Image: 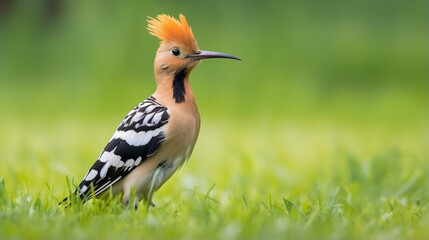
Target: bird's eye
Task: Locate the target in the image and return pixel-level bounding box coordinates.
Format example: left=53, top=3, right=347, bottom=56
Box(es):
left=171, top=48, right=181, bottom=56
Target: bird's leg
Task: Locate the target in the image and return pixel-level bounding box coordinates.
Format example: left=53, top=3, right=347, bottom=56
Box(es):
left=143, top=194, right=156, bottom=212
left=133, top=196, right=139, bottom=210
left=146, top=199, right=156, bottom=212
left=123, top=185, right=141, bottom=210
left=146, top=166, right=163, bottom=211
left=134, top=203, right=138, bottom=210
left=149, top=197, right=156, bottom=208
left=124, top=196, right=140, bottom=210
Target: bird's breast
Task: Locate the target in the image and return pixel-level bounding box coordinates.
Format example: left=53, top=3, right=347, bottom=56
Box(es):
left=165, top=103, right=200, bottom=158
left=147, top=104, right=200, bottom=188
left=152, top=82, right=200, bottom=173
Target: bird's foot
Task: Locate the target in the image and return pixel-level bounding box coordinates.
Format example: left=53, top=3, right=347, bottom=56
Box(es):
left=145, top=200, right=156, bottom=212
left=124, top=199, right=140, bottom=210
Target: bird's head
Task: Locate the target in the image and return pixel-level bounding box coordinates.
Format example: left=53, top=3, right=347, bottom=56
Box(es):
left=147, top=14, right=240, bottom=80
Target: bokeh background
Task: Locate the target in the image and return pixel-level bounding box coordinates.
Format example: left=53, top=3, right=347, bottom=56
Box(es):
left=0, top=0, right=427, bottom=236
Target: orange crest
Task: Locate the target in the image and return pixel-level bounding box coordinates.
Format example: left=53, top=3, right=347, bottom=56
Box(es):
left=147, top=14, right=198, bottom=51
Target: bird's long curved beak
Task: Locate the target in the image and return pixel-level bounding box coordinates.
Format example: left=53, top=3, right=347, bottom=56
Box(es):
left=187, top=50, right=241, bottom=61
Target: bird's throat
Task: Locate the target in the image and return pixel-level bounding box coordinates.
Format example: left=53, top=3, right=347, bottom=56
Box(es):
left=172, top=68, right=187, bottom=103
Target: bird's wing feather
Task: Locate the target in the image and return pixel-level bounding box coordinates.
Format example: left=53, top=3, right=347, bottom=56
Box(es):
left=75, top=96, right=169, bottom=200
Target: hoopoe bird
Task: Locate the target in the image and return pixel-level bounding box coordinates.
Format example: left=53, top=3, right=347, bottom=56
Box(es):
left=61, top=14, right=240, bottom=209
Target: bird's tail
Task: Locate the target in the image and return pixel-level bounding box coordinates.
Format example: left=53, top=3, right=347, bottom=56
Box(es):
left=59, top=189, right=94, bottom=208
left=59, top=193, right=74, bottom=208
left=58, top=176, right=89, bottom=208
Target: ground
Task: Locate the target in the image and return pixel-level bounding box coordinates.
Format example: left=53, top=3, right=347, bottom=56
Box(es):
left=0, top=0, right=427, bottom=239
left=0, top=118, right=427, bottom=239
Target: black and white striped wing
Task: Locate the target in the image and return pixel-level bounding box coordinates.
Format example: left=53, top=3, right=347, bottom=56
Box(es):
left=76, top=96, right=169, bottom=199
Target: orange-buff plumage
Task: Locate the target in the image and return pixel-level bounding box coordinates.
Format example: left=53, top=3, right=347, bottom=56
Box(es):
left=147, top=14, right=198, bottom=51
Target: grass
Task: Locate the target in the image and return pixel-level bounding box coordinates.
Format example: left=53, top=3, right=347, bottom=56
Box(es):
left=0, top=118, right=427, bottom=239
left=0, top=0, right=428, bottom=238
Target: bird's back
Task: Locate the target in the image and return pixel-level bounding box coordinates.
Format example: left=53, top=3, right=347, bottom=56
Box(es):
left=63, top=96, right=170, bottom=204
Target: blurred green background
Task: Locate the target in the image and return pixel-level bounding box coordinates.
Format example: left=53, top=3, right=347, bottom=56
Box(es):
left=0, top=0, right=427, bottom=210
left=0, top=0, right=428, bottom=239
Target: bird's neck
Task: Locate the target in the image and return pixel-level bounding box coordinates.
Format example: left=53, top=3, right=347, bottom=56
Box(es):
left=153, top=68, right=196, bottom=107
